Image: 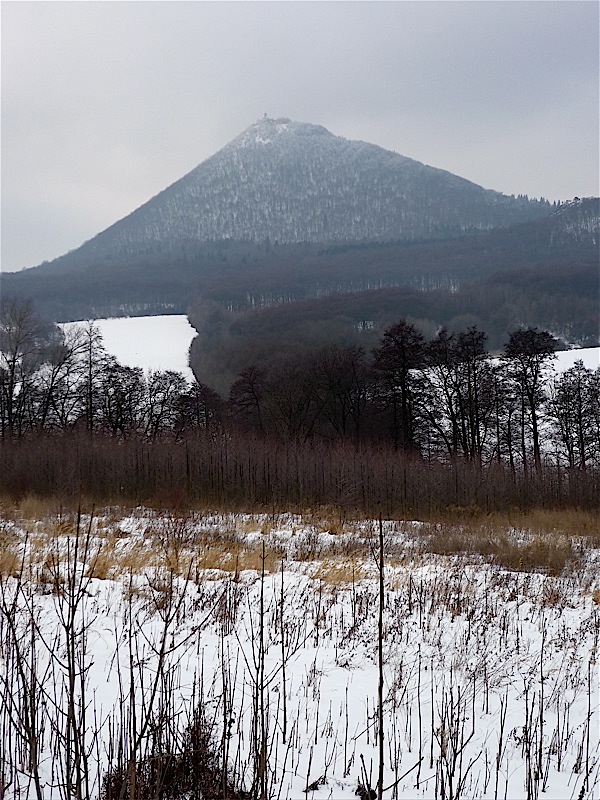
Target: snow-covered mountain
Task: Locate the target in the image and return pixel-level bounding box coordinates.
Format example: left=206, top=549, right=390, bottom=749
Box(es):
left=51, top=117, right=551, bottom=262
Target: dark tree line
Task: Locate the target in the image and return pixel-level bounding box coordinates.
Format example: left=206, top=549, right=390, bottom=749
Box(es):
left=187, top=254, right=599, bottom=393
left=2, top=300, right=599, bottom=481
left=228, top=321, right=599, bottom=473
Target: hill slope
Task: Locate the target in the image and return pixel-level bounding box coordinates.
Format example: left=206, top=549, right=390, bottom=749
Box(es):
left=3, top=196, right=596, bottom=328
left=73, top=117, right=550, bottom=256
left=8, top=117, right=552, bottom=280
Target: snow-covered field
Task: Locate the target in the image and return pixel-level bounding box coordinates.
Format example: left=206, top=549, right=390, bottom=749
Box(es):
left=64, top=314, right=599, bottom=384
left=62, top=315, right=197, bottom=380
left=26, top=316, right=597, bottom=798
left=1, top=509, right=598, bottom=799
left=552, top=347, right=599, bottom=373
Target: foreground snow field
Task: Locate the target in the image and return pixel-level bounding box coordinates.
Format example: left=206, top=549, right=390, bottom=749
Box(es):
left=1, top=509, right=598, bottom=799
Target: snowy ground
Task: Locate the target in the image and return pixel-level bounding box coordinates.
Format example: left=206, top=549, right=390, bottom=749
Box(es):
left=552, top=347, right=599, bottom=373
left=40, top=317, right=599, bottom=797
left=1, top=510, right=598, bottom=799
left=62, top=315, right=197, bottom=380
left=63, top=314, right=599, bottom=385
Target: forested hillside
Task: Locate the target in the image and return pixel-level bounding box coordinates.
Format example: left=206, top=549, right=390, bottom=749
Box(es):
left=3, top=200, right=597, bottom=341
left=3, top=116, right=561, bottom=322
left=8, top=117, right=551, bottom=272
left=188, top=255, right=598, bottom=393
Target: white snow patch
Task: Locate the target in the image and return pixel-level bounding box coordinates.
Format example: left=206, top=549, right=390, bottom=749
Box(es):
left=62, top=314, right=197, bottom=380
left=552, top=346, right=599, bottom=372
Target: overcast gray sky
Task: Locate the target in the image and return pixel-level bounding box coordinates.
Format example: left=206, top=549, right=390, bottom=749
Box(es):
left=2, top=1, right=598, bottom=272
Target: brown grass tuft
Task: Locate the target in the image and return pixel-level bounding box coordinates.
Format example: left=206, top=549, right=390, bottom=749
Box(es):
left=194, top=540, right=282, bottom=576
left=115, top=544, right=161, bottom=574
left=84, top=539, right=118, bottom=580
left=312, top=561, right=369, bottom=586
left=494, top=536, right=575, bottom=576
left=0, top=533, right=21, bottom=578
left=423, top=522, right=577, bottom=576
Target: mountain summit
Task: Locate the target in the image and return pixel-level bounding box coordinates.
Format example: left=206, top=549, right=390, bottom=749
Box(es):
left=67, top=117, right=549, bottom=261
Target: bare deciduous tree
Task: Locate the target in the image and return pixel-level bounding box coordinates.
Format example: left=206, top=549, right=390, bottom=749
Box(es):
left=504, top=327, right=557, bottom=470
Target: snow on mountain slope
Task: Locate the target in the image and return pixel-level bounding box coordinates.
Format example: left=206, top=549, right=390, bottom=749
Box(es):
left=54, top=117, right=551, bottom=263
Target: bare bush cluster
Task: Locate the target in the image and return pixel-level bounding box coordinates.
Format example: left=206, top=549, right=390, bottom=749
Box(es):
left=2, top=430, right=599, bottom=518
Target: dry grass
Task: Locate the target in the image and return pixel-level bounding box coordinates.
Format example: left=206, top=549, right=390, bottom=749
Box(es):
left=103, top=542, right=162, bottom=576
left=0, top=493, right=154, bottom=528
left=386, top=553, right=419, bottom=572
left=497, top=536, right=575, bottom=576
left=193, top=540, right=284, bottom=576
left=84, top=539, right=121, bottom=580
left=429, top=507, right=600, bottom=539
left=511, top=508, right=600, bottom=538
left=0, top=493, right=65, bottom=522
left=1, top=504, right=598, bottom=585
left=422, top=523, right=577, bottom=576
left=0, top=493, right=101, bottom=523
left=48, top=518, right=80, bottom=538
left=0, top=533, right=21, bottom=578
left=312, top=561, right=369, bottom=586
left=298, top=505, right=346, bottom=533
left=314, top=518, right=346, bottom=536
left=417, top=506, right=600, bottom=576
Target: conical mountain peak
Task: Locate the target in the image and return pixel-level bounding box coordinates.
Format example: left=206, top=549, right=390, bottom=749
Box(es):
left=36, top=119, right=553, bottom=264
left=231, top=117, right=332, bottom=146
